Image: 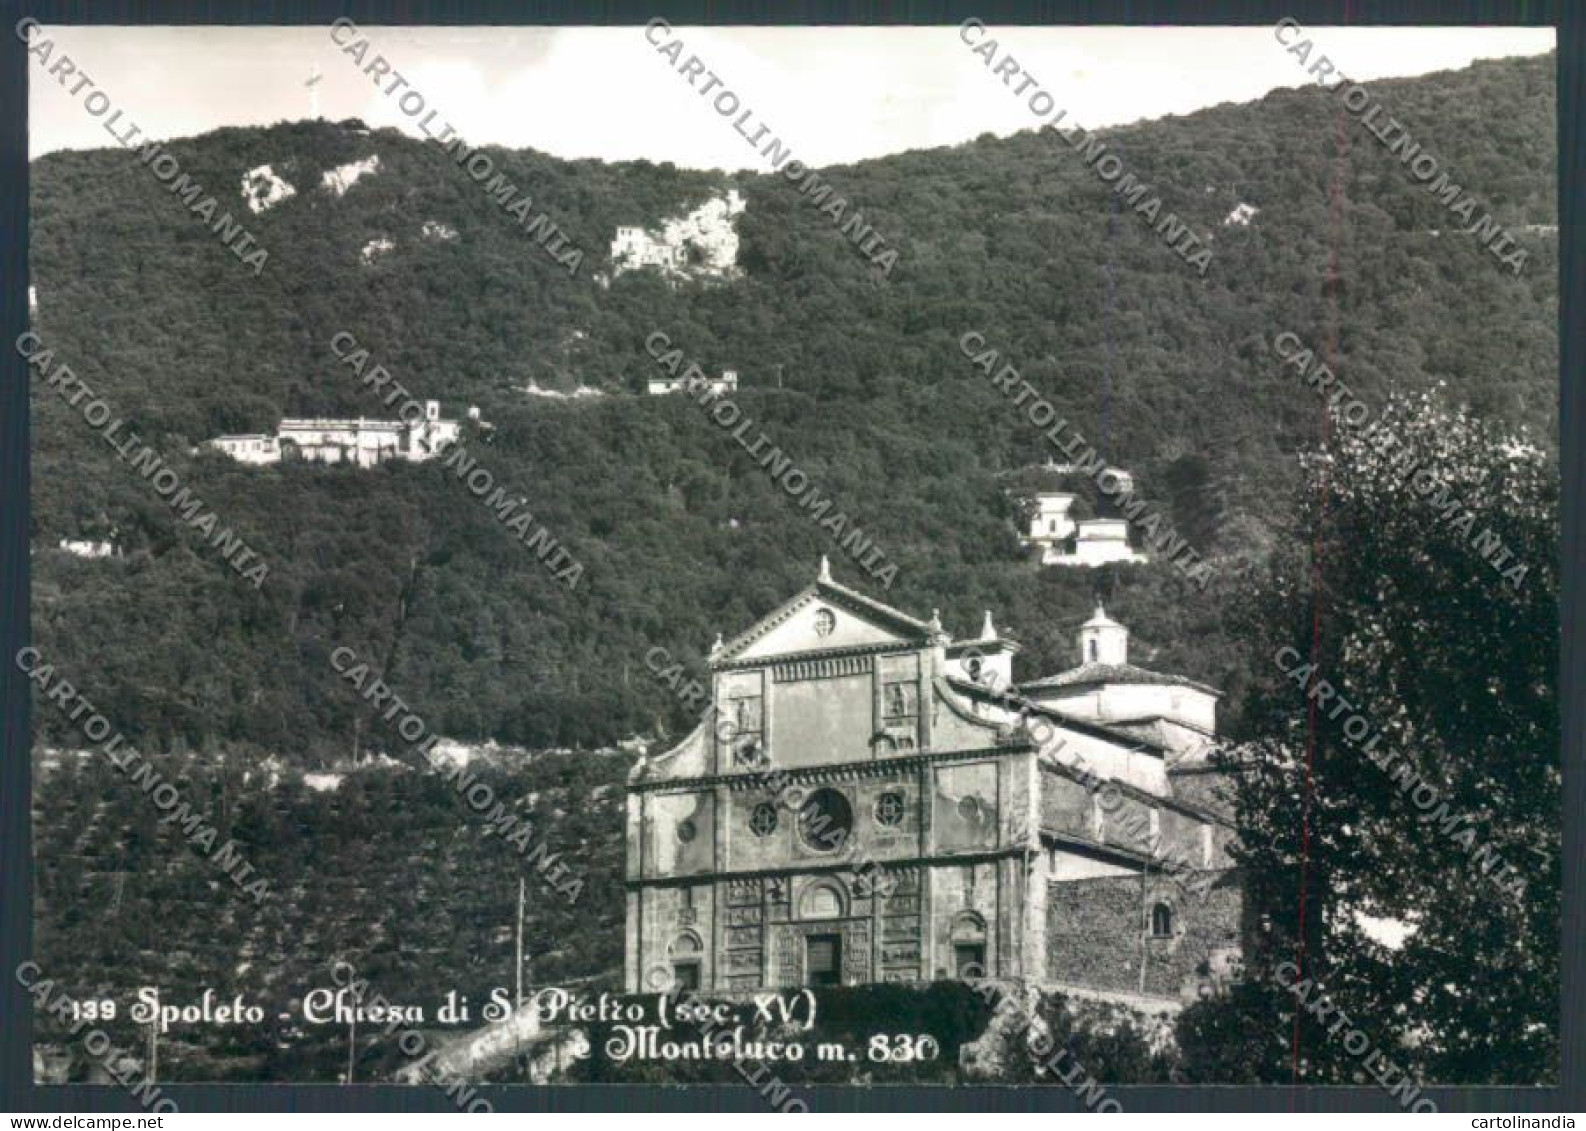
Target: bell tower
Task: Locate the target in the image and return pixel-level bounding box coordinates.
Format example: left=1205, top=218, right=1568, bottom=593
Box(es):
left=1078, top=604, right=1128, bottom=666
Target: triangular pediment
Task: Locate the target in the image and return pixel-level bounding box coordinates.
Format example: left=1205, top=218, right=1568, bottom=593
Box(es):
left=716, top=581, right=931, bottom=665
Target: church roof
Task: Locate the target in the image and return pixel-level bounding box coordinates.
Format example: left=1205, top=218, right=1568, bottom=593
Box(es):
left=709, top=558, right=936, bottom=666
left=1082, top=603, right=1124, bottom=630
left=1019, top=661, right=1221, bottom=698
left=1165, top=743, right=1223, bottom=770
left=816, top=574, right=935, bottom=637
left=943, top=675, right=1172, bottom=755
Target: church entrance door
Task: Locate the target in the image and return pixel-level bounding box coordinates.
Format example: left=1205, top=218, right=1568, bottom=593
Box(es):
left=954, top=943, right=986, bottom=978
left=805, top=934, right=842, bottom=986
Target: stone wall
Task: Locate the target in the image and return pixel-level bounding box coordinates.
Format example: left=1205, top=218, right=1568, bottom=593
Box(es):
left=1045, top=871, right=1242, bottom=1000
left=632, top=879, right=718, bottom=992
left=1167, top=767, right=1238, bottom=819
left=769, top=667, right=875, bottom=767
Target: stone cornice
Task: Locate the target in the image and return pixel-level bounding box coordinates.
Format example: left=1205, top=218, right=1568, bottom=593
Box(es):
left=1041, top=829, right=1159, bottom=870
left=626, top=846, right=1028, bottom=889
left=1108, top=712, right=1217, bottom=740
left=1043, top=860, right=1242, bottom=889
left=712, top=638, right=915, bottom=672
left=1038, top=759, right=1235, bottom=828
left=1167, top=759, right=1245, bottom=776
left=628, top=742, right=1034, bottom=795
left=945, top=637, right=1020, bottom=656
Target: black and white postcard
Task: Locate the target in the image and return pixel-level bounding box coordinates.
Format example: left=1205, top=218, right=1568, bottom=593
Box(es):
left=3, top=6, right=1578, bottom=1119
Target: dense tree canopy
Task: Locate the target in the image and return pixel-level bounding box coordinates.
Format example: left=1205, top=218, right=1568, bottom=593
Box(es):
left=1179, top=389, right=1558, bottom=1085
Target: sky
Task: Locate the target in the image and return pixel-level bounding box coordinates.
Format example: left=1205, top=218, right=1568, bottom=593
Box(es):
left=26, top=24, right=1556, bottom=166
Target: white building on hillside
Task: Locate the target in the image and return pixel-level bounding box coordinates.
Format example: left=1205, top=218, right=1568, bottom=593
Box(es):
left=612, top=190, right=745, bottom=282
left=206, top=401, right=463, bottom=468
left=1024, top=492, right=1078, bottom=550
left=649, top=369, right=738, bottom=397
left=207, top=434, right=282, bottom=465
left=612, top=227, right=686, bottom=273
left=1069, top=519, right=1148, bottom=566
left=1020, top=486, right=1149, bottom=567
left=57, top=539, right=117, bottom=559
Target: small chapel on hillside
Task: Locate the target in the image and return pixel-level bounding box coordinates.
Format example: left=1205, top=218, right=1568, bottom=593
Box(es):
left=625, top=561, right=1244, bottom=1008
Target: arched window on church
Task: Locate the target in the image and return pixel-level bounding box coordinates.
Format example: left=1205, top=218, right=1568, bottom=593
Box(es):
left=799, top=879, right=846, bottom=921
left=1088, top=640, right=1098, bottom=662
left=951, top=911, right=988, bottom=978
left=1151, top=902, right=1174, bottom=938
left=669, top=930, right=704, bottom=991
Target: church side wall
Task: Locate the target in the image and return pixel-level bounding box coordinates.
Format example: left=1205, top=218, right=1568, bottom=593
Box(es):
left=1168, top=768, right=1239, bottom=820
left=1045, top=872, right=1242, bottom=1000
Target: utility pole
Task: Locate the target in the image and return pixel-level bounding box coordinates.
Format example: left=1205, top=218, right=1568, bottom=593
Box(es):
left=306, top=63, right=323, bottom=120
left=514, top=877, right=530, bottom=1080
left=515, top=877, right=526, bottom=1011
left=345, top=1009, right=356, bottom=1084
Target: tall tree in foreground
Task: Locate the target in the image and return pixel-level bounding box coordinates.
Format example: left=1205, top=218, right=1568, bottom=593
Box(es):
left=1180, top=388, right=1558, bottom=1085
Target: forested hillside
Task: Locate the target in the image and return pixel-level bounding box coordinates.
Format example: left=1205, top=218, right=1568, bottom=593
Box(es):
left=28, top=51, right=1556, bottom=759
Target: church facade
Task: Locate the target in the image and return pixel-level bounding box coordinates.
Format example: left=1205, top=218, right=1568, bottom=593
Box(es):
left=625, top=561, right=1243, bottom=1006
